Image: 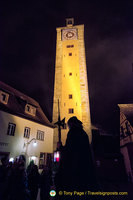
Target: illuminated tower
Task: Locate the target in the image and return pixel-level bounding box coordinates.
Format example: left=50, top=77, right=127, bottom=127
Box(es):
left=53, top=18, right=92, bottom=150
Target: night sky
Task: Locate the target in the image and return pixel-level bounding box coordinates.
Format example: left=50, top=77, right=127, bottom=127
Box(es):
left=1, top=1, right=133, bottom=134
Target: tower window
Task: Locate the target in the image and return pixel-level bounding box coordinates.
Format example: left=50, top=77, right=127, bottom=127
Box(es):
left=69, top=53, right=72, bottom=56
left=69, top=94, right=73, bottom=99
left=66, top=45, right=74, bottom=48
left=69, top=108, right=74, bottom=114
left=69, top=73, right=72, bottom=76
left=7, top=123, right=16, bottom=136
left=67, top=20, right=73, bottom=25
left=66, top=18, right=74, bottom=27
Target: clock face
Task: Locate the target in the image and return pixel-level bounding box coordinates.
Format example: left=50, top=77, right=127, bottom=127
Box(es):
left=62, top=29, right=77, bottom=40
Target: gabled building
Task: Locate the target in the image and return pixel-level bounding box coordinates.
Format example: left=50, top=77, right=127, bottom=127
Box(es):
left=0, top=81, right=54, bottom=169
left=118, top=104, right=133, bottom=182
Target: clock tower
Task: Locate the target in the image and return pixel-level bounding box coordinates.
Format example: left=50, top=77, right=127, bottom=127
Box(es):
left=53, top=18, right=92, bottom=150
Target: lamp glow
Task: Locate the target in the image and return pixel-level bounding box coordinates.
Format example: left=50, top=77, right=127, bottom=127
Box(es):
left=33, top=140, right=37, bottom=147
left=9, top=157, right=14, bottom=162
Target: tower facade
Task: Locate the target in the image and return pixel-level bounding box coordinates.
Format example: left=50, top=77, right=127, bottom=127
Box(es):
left=53, top=19, right=91, bottom=150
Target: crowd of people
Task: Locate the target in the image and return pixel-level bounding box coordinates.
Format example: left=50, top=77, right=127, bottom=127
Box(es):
left=0, top=155, right=51, bottom=200
left=0, top=116, right=99, bottom=200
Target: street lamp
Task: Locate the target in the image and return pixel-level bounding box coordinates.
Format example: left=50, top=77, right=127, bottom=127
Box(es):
left=23, top=138, right=37, bottom=166
left=23, top=138, right=37, bottom=148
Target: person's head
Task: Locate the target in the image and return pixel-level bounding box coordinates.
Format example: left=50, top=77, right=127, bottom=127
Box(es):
left=18, top=155, right=26, bottom=163
left=67, top=116, right=83, bottom=130
left=17, top=155, right=26, bottom=170
left=29, top=160, right=34, bottom=166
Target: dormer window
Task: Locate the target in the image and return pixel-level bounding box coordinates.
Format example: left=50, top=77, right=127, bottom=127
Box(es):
left=0, top=90, right=9, bottom=104
left=25, top=104, right=36, bottom=116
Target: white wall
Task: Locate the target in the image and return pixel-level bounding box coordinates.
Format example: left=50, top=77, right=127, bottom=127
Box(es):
left=0, top=110, right=54, bottom=165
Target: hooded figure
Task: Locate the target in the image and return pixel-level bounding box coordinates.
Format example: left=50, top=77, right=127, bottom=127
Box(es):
left=56, top=116, right=98, bottom=193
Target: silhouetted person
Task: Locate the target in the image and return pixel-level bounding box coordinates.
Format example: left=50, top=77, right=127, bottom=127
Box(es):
left=55, top=116, right=98, bottom=195
left=27, top=161, right=40, bottom=200
left=6, top=155, right=30, bottom=200
left=40, top=166, right=51, bottom=200
left=0, top=155, right=9, bottom=199
left=27, top=160, right=34, bottom=175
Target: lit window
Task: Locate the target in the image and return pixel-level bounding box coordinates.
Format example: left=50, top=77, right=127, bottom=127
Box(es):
left=69, top=94, right=72, bottom=99
left=7, top=123, right=16, bottom=136
left=69, top=72, right=72, bottom=76
left=36, top=130, right=45, bottom=141
left=69, top=108, right=74, bottom=114
left=0, top=91, right=9, bottom=104
left=25, top=104, right=36, bottom=116
left=24, top=127, right=30, bottom=138
left=69, top=53, right=72, bottom=56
